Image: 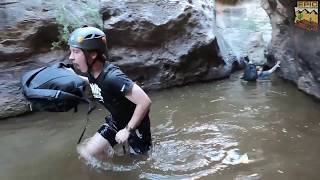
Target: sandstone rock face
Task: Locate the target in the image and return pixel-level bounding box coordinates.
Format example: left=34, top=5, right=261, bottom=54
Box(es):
left=1, top=0, right=241, bottom=119
left=0, top=0, right=59, bottom=61
left=262, top=0, right=320, bottom=98
left=100, top=0, right=228, bottom=89
left=0, top=0, right=89, bottom=119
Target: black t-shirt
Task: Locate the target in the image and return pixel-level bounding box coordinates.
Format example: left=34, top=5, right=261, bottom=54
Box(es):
left=88, top=63, right=136, bottom=128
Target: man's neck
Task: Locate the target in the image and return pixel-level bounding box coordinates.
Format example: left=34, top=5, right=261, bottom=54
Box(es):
left=90, top=60, right=104, bottom=79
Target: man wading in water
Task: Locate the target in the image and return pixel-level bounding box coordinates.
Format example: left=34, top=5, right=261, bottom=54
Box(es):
left=68, top=26, right=152, bottom=160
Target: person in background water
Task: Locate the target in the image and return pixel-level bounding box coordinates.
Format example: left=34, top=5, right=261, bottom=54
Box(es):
left=242, top=60, right=281, bottom=81
left=68, top=26, right=152, bottom=161
left=256, top=61, right=281, bottom=80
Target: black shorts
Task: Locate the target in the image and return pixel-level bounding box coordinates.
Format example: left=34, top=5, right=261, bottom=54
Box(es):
left=97, top=115, right=152, bottom=154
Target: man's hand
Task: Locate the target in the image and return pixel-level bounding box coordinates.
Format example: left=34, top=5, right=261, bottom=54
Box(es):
left=115, top=128, right=130, bottom=144
left=275, top=61, right=281, bottom=68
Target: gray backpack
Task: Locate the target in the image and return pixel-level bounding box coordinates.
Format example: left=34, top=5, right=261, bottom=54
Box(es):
left=21, top=63, right=92, bottom=112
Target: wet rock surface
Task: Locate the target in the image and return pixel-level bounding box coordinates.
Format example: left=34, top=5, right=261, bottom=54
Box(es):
left=262, top=0, right=320, bottom=98
left=102, top=0, right=227, bottom=89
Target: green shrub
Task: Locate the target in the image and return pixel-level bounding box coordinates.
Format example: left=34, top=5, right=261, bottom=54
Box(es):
left=52, top=1, right=103, bottom=49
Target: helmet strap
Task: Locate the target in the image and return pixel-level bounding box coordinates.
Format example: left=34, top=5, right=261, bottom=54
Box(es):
left=83, top=50, right=104, bottom=76
left=83, top=50, right=93, bottom=73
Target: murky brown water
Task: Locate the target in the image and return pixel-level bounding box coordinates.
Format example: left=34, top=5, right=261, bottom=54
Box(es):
left=1, top=73, right=320, bottom=180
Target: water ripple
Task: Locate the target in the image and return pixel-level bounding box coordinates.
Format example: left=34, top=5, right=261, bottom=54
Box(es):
left=79, top=112, right=251, bottom=179
left=139, top=121, right=251, bottom=179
